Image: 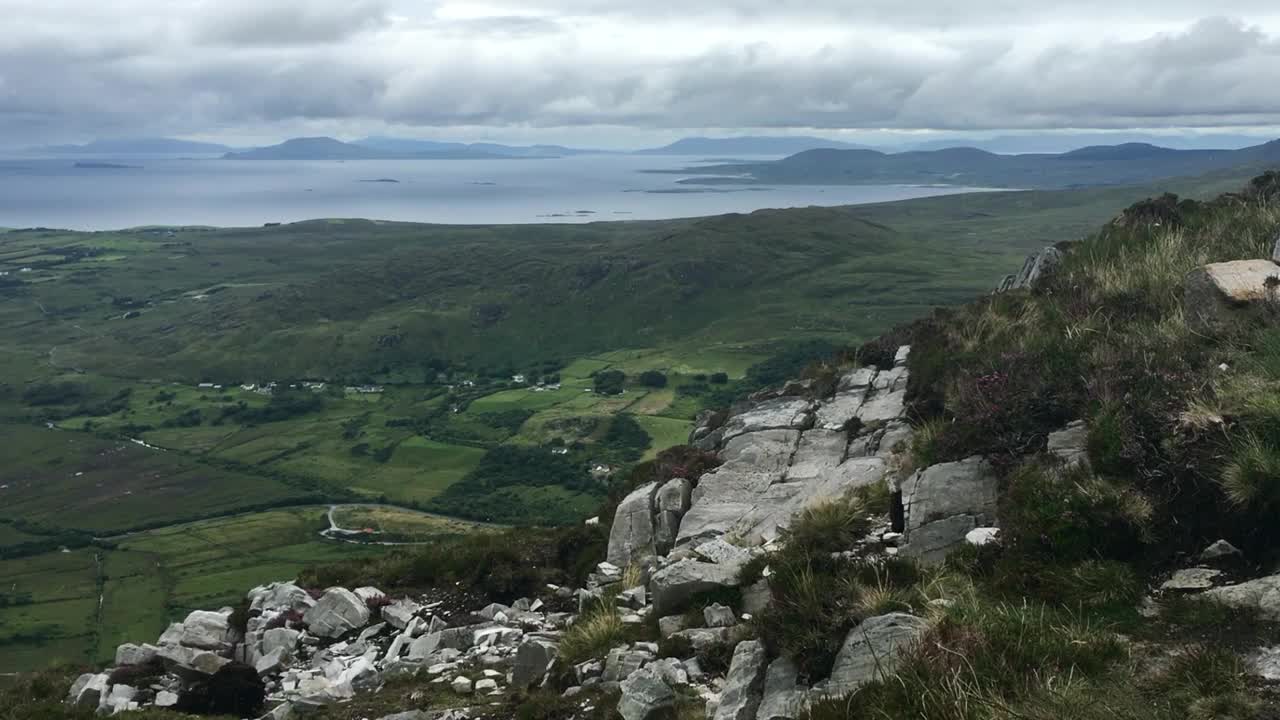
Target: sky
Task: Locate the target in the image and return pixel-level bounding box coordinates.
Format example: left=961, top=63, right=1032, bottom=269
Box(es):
left=2, top=0, right=1280, bottom=149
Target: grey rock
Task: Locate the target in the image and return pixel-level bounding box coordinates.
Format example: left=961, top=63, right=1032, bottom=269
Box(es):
left=658, top=615, right=689, bottom=638
left=608, top=482, right=659, bottom=568
left=256, top=648, right=286, bottom=675
left=619, top=586, right=647, bottom=609
left=512, top=637, right=559, bottom=688
left=1251, top=646, right=1280, bottom=680
left=69, top=673, right=107, bottom=707
left=1046, top=421, right=1089, bottom=467
left=1206, top=573, right=1280, bottom=619
left=575, top=659, right=604, bottom=684
left=651, top=559, right=743, bottom=616
left=1200, top=539, right=1243, bottom=562
left=261, top=627, right=301, bottom=659
left=854, top=388, right=907, bottom=424
left=901, top=457, right=997, bottom=565
left=783, top=430, right=849, bottom=482
left=714, top=640, right=768, bottom=720
left=1008, top=246, right=1063, bottom=291
left=756, top=657, right=806, bottom=720
left=1161, top=568, right=1223, bottom=592
left=838, top=367, right=878, bottom=392
left=378, top=713, right=431, bottom=720
left=114, top=643, right=158, bottom=667
left=720, top=397, right=814, bottom=443
left=825, top=613, right=928, bottom=696
left=604, top=648, right=650, bottom=682
left=177, top=610, right=233, bottom=650
left=303, top=588, right=372, bottom=639
left=618, top=667, right=676, bottom=720
left=383, top=598, right=422, bottom=630
left=1184, top=259, right=1280, bottom=335
left=655, top=478, right=693, bottom=554
left=475, top=678, right=499, bottom=693
left=813, top=392, right=867, bottom=433
left=648, top=657, right=689, bottom=687
left=154, top=690, right=179, bottom=708
left=671, top=627, right=735, bottom=652
left=451, top=676, right=473, bottom=694
left=249, top=582, right=316, bottom=614
left=704, top=603, right=737, bottom=628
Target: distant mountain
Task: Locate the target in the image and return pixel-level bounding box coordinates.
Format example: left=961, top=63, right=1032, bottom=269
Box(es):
left=224, top=137, right=526, bottom=161
left=681, top=139, right=1280, bottom=190
left=225, top=136, right=595, bottom=160
left=634, top=136, right=872, bottom=156
left=34, top=138, right=233, bottom=155
left=355, top=137, right=602, bottom=158
left=904, top=133, right=1272, bottom=154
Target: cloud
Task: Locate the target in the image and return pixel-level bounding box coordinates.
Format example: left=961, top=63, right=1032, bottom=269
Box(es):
left=0, top=0, right=1278, bottom=145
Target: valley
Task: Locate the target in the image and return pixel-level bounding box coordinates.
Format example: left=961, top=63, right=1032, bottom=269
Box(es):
left=0, top=168, right=1260, bottom=673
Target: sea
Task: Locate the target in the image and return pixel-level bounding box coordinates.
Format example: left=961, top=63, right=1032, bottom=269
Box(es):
left=0, top=153, right=989, bottom=230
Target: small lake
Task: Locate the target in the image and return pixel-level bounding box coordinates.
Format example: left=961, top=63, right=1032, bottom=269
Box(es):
left=0, top=154, right=989, bottom=230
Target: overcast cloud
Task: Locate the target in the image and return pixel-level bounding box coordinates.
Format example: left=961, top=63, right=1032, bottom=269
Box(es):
left=1, top=0, right=1278, bottom=146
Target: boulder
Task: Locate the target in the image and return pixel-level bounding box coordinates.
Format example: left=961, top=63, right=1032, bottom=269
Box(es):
left=604, top=648, right=650, bottom=682
left=157, top=644, right=231, bottom=676
left=249, top=582, right=315, bottom=614
left=608, top=482, right=659, bottom=568
left=177, top=610, right=233, bottom=650
left=101, top=683, right=138, bottom=714
left=658, top=615, right=688, bottom=638
left=69, top=673, right=108, bottom=708
left=1184, top=259, right=1280, bottom=334
left=378, top=713, right=431, bottom=720
left=756, top=657, right=807, bottom=720
left=114, top=643, right=158, bottom=667
left=900, top=457, right=998, bottom=565
left=1206, top=573, right=1280, bottom=619
left=854, top=388, right=907, bottom=424
left=650, top=559, right=743, bottom=616
left=824, top=613, right=928, bottom=696
left=783, top=430, right=849, bottom=482
left=382, top=599, right=422, bottom=630
left=703, top=603, right=737, bottom=628
left=450, top=676, right=473, bottom=695
left=670, top=627, right=735, bottom=652
left=154, top=690, right=179, bottom=708
left=1200, top=539, right=1243, bottom=562
left=475, top=678, right=499, bottom=693
left=303, top=588, right=372, bottom=639
left=1251, top=647, right=1280, bottom=681
left=618, top=667, right=675, bottom=720
left=261, top=627, right=301, bottom=659
left=714, top=640, right=768, bottom=720
left=512, top=637, right=559, bottom=688
left=255, top=648, right=286, bottom=676
left=654, top=478, right=693, bottom=554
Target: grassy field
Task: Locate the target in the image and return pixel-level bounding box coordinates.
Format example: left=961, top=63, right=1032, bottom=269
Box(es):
left=0, top=507, right=388, bottom=673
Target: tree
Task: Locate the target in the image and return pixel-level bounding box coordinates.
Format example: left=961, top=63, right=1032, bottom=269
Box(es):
left=638, top=370, right=668, bottom=388
left=593, top=370, right=627, bottom=396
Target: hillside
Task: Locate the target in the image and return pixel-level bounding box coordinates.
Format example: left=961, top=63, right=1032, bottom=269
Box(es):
left=10, top=171, right=1280, bottom=720
left=681, top=139, right=1280, bottom=189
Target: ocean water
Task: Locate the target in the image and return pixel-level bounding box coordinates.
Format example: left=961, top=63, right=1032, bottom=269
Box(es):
left=0, top=154, right=987, bottom=230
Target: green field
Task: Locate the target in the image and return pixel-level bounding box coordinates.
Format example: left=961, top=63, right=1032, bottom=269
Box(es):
left=0, top=507, right=387, bottom=673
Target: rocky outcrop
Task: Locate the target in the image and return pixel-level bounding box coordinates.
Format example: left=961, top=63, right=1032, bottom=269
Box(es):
left=1184, top=259, right=1280, bottom=334
left=997, top=245, right=1063, bottom=292
left=820, top=613, right=929, bottom=697
left=899, top=457, right=998, bottom=565
left=1046, top=420, right=1089, bottom=467
left=654, top=478, right=693, bottom=554
left=650, top=558, right=744, bottom=616
left=512, top=637, right=559, bottom=688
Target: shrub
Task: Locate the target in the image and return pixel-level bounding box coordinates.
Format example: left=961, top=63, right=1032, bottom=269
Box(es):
left=178, top=661, right=265, bottom=717
left=559, top=603, right=626, bottom=666
left=1219, top=432, right=1280, bottom=510
left=709, top=372, right=729, bottom=384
